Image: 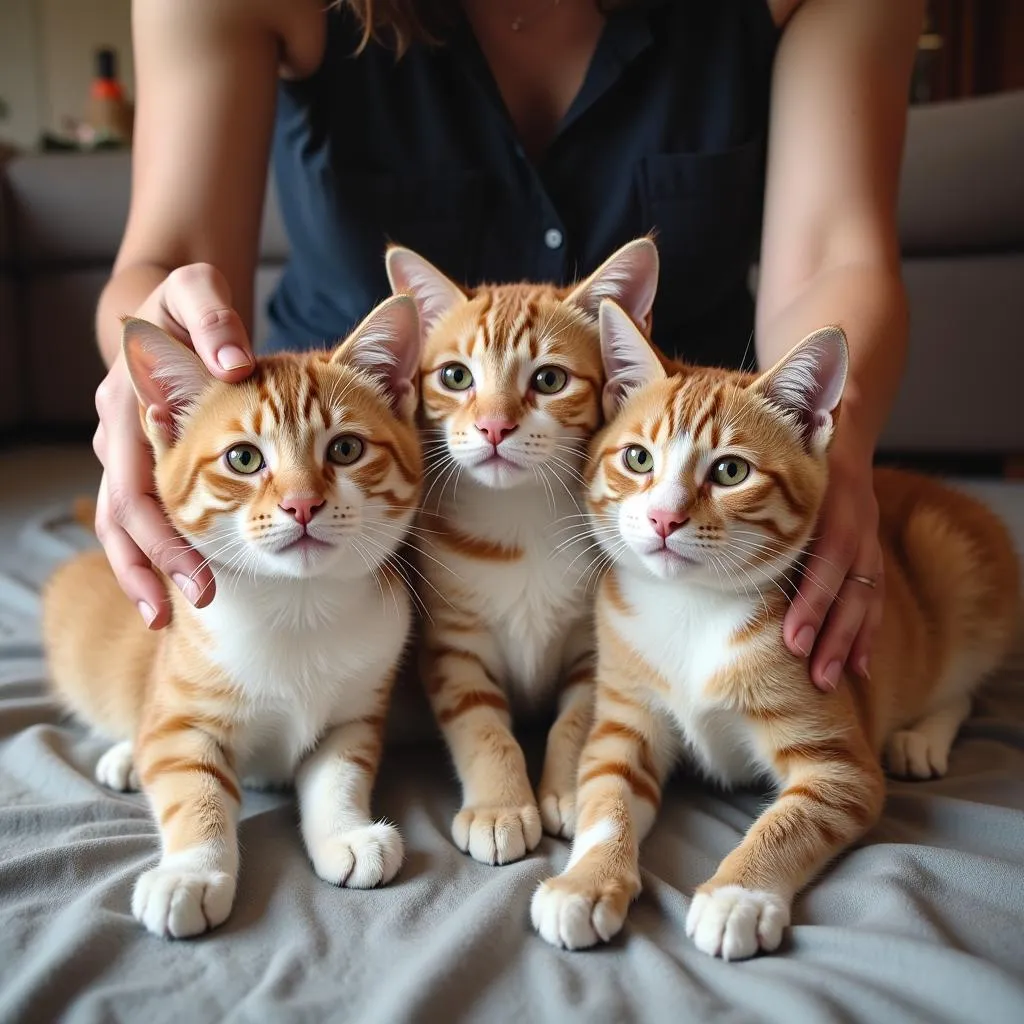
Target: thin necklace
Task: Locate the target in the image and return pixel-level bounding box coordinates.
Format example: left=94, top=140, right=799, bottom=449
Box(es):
left=510, top=0, right=562, bottom=32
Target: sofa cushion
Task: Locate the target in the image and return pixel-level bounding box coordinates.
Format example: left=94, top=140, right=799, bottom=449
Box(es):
left=5, top=153, right=290, bottom=269
left=898, top=90, right=1024, bottom=255
left=879, top=254, right=1024, bottom=453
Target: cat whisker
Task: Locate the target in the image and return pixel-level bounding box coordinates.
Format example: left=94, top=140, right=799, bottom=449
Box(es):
left=422, top=453, right=462, bottom=512
left=578, top=539, right=629, bottom=592
left=359, top=523, right=464, bottom=582
left=348, top=538, right=401, bottom=620
left=552, top=526, right=620, bottom=555
left=533, top=466, right=557, bottom=517
left=356, top=535, right=445, bottom=620
left=725, top=536, right=842, bottom=604
left=713, top=546, right=772, bottom=625
left=540, top=457, right=586, bottom=501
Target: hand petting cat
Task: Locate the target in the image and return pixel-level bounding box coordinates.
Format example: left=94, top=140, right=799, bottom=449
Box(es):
left=92, top=264, right=255, bottom=630
left=783, top=424, right=885, bottom=692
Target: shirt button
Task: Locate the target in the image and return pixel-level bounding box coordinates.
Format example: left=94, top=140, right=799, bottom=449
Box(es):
left=544, top=228, right=564, bottom=250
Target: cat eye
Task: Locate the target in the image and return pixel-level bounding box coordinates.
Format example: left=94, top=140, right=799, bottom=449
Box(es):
left=623, top=445, right=654, bottom=474
left=440, top=363, right=473, bottom=391
left=710, top=457, right=751, bottom=486
left=532, top=365, right=568, bottom=395
left=225, top=444, right=264, bottom=475
left=327, top=435, right=365, bottom=466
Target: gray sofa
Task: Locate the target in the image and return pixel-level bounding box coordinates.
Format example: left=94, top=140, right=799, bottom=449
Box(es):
left=1, top=90, right=1023, bottom=450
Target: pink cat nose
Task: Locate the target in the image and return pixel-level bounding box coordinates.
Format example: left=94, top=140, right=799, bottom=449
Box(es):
left=279, top=495, right=325, bottom=526
left=649, top=509, right=688, bottom=539
left=476, top=418, right=518, bottom=447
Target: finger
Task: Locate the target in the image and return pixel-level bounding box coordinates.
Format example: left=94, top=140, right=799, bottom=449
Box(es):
left=103, top=413, right=217, bottom=607
left=847, top=579, right=884, bottom=679
left=159, top=263, right=254, bottom=381
left=782, top=538, right=851, bottom=662
left=99, top=513, right=173, bottom=630
left=96, top=477, right=170, bottom=628
left=109, top=486, right=215, bottom=610
left=809, top=579, right=872, bottom=691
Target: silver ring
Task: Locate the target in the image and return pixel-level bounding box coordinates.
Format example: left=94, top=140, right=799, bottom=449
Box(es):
left=845, top=573, right=878, bottom=589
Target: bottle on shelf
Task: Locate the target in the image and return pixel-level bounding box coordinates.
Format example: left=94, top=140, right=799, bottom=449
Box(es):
left=84, top=47, right=133, bottom=145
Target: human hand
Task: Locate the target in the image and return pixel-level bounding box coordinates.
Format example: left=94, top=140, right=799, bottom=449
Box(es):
left=783, top=435, right=883, bottom=691
left=92, top=264, right=254, bottom=628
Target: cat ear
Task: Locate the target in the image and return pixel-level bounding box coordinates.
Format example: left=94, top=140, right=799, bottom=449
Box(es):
left=332, top=295, right=422, bottom=421
left=385, top=245, right=466, bottom=337
left=566, top=237, right=660, bottom=328
left=121, top=316, right=213, bottom=445
left=752, top=325, right=849, bottom=454
left=599, top=299, right=667, bottom=419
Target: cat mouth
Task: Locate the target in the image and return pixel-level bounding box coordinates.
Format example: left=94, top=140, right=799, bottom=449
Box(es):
left=278, top=535, right=335, bottom=555
left=646, top=544, right=700, bottom=569
left=475, top=450, right=519, bottom=467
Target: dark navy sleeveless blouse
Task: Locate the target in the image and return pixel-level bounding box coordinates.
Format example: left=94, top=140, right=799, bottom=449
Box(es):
left=265, top=1, right=778, bottom=366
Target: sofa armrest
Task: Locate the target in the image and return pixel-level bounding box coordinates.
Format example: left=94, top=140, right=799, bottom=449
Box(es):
left=898, top=90, right=1024, bottom=255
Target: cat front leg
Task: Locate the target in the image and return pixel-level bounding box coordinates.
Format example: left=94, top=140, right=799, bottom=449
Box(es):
left=423, top=627, right=540, bottom=866
left=297, top=706, right=402, bottom=889
left=532, top=684, right=676, bottom=949
left=687, top=739, right=884, bottom=961
left=133, top=722, right=242, bottom=939
left=95, top=739, right=139, bottom=791
left=539, top=631, right=597, bottom=839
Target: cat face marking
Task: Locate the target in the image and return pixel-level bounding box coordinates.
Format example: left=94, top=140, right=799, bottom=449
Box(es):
left=387, top=239, right=660, bottom=491
left=121, top=298, right=423, bottom=582
left=590, top=302, right=848, bottom=586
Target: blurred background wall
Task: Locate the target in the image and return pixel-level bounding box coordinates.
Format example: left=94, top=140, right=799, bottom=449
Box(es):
left=0, top=0, right=132, bottom=153
left=2, top=1, right=1024, bottom=154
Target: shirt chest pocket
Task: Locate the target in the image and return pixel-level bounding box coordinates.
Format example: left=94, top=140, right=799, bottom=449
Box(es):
left=636, top=138, right=765, bottom=325
left=338, top=170, right=486, bottom=285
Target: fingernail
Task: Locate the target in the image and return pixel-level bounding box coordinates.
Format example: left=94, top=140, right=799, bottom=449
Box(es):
left=822, top=661, right=842, bottom=690
left=794, top=625, right=816, bottom=657
left=137, top=601, right=156, bottom=627
left=856, top=656, right=871, bottom=680
left=216, top=345, right=252, bottom=371
left=172, top=572, right=200, bottom=605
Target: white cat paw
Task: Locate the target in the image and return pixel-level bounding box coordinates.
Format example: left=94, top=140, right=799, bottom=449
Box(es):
left=309, top=823, right=404, bottom=889
left=452, top=803, right=542, bottom=865
left=539, top=790, right=576, bottom=839
left=885, top=729, right=948, bottom=779
left=531, top=872, right=637, bottom=950
left=132, top=855, right=236, bottom=939
left=686, top=886, right=790, bottom=961
left=95, top=740, right=139, bottom=792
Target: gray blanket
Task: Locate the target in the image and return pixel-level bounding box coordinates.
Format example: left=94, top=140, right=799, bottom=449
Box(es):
left=2, top=477, right=1024, bottom=1024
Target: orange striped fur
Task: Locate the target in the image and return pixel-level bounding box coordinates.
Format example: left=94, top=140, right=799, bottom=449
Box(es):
left=385, top=240, right=660, bottom=864
left=43, top=297, right=424, bottom=938
left=533, top=302, right=1020, bottom=957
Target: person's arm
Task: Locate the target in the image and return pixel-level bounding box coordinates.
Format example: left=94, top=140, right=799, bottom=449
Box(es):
left=755, top=0, right=925, bottom=689
left=92, top=0, right=321, bottom=628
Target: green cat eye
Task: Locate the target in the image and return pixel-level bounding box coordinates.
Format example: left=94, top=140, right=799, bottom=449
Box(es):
left=623, top=445, right=654, bottom=474
left=711, top=457, right=751, bottom=486
left=532, top=365, right=568, bottom=395
left=440, top=363, right=473, bottom=391
left=327, top=435, right=365, bottom=466
left=225, top=444, right=264, bottom=475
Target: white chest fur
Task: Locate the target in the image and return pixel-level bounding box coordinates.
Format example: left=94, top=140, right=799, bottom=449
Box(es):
left=435, top=479, right=594, bottom=706
left=196, top=574, right=409, bottom=784
left=613, top=570, right=768, bottom=788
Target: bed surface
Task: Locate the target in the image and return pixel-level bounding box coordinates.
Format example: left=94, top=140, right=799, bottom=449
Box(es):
left=1, top=446, right=1023, bottom=1024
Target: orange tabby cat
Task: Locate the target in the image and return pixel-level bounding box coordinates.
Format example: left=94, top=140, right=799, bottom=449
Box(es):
left=43, top=297, right=423, bottom=938
left=385, top=240, right=659, bottom=865
left=532, top=300, right=1020, bottom=958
